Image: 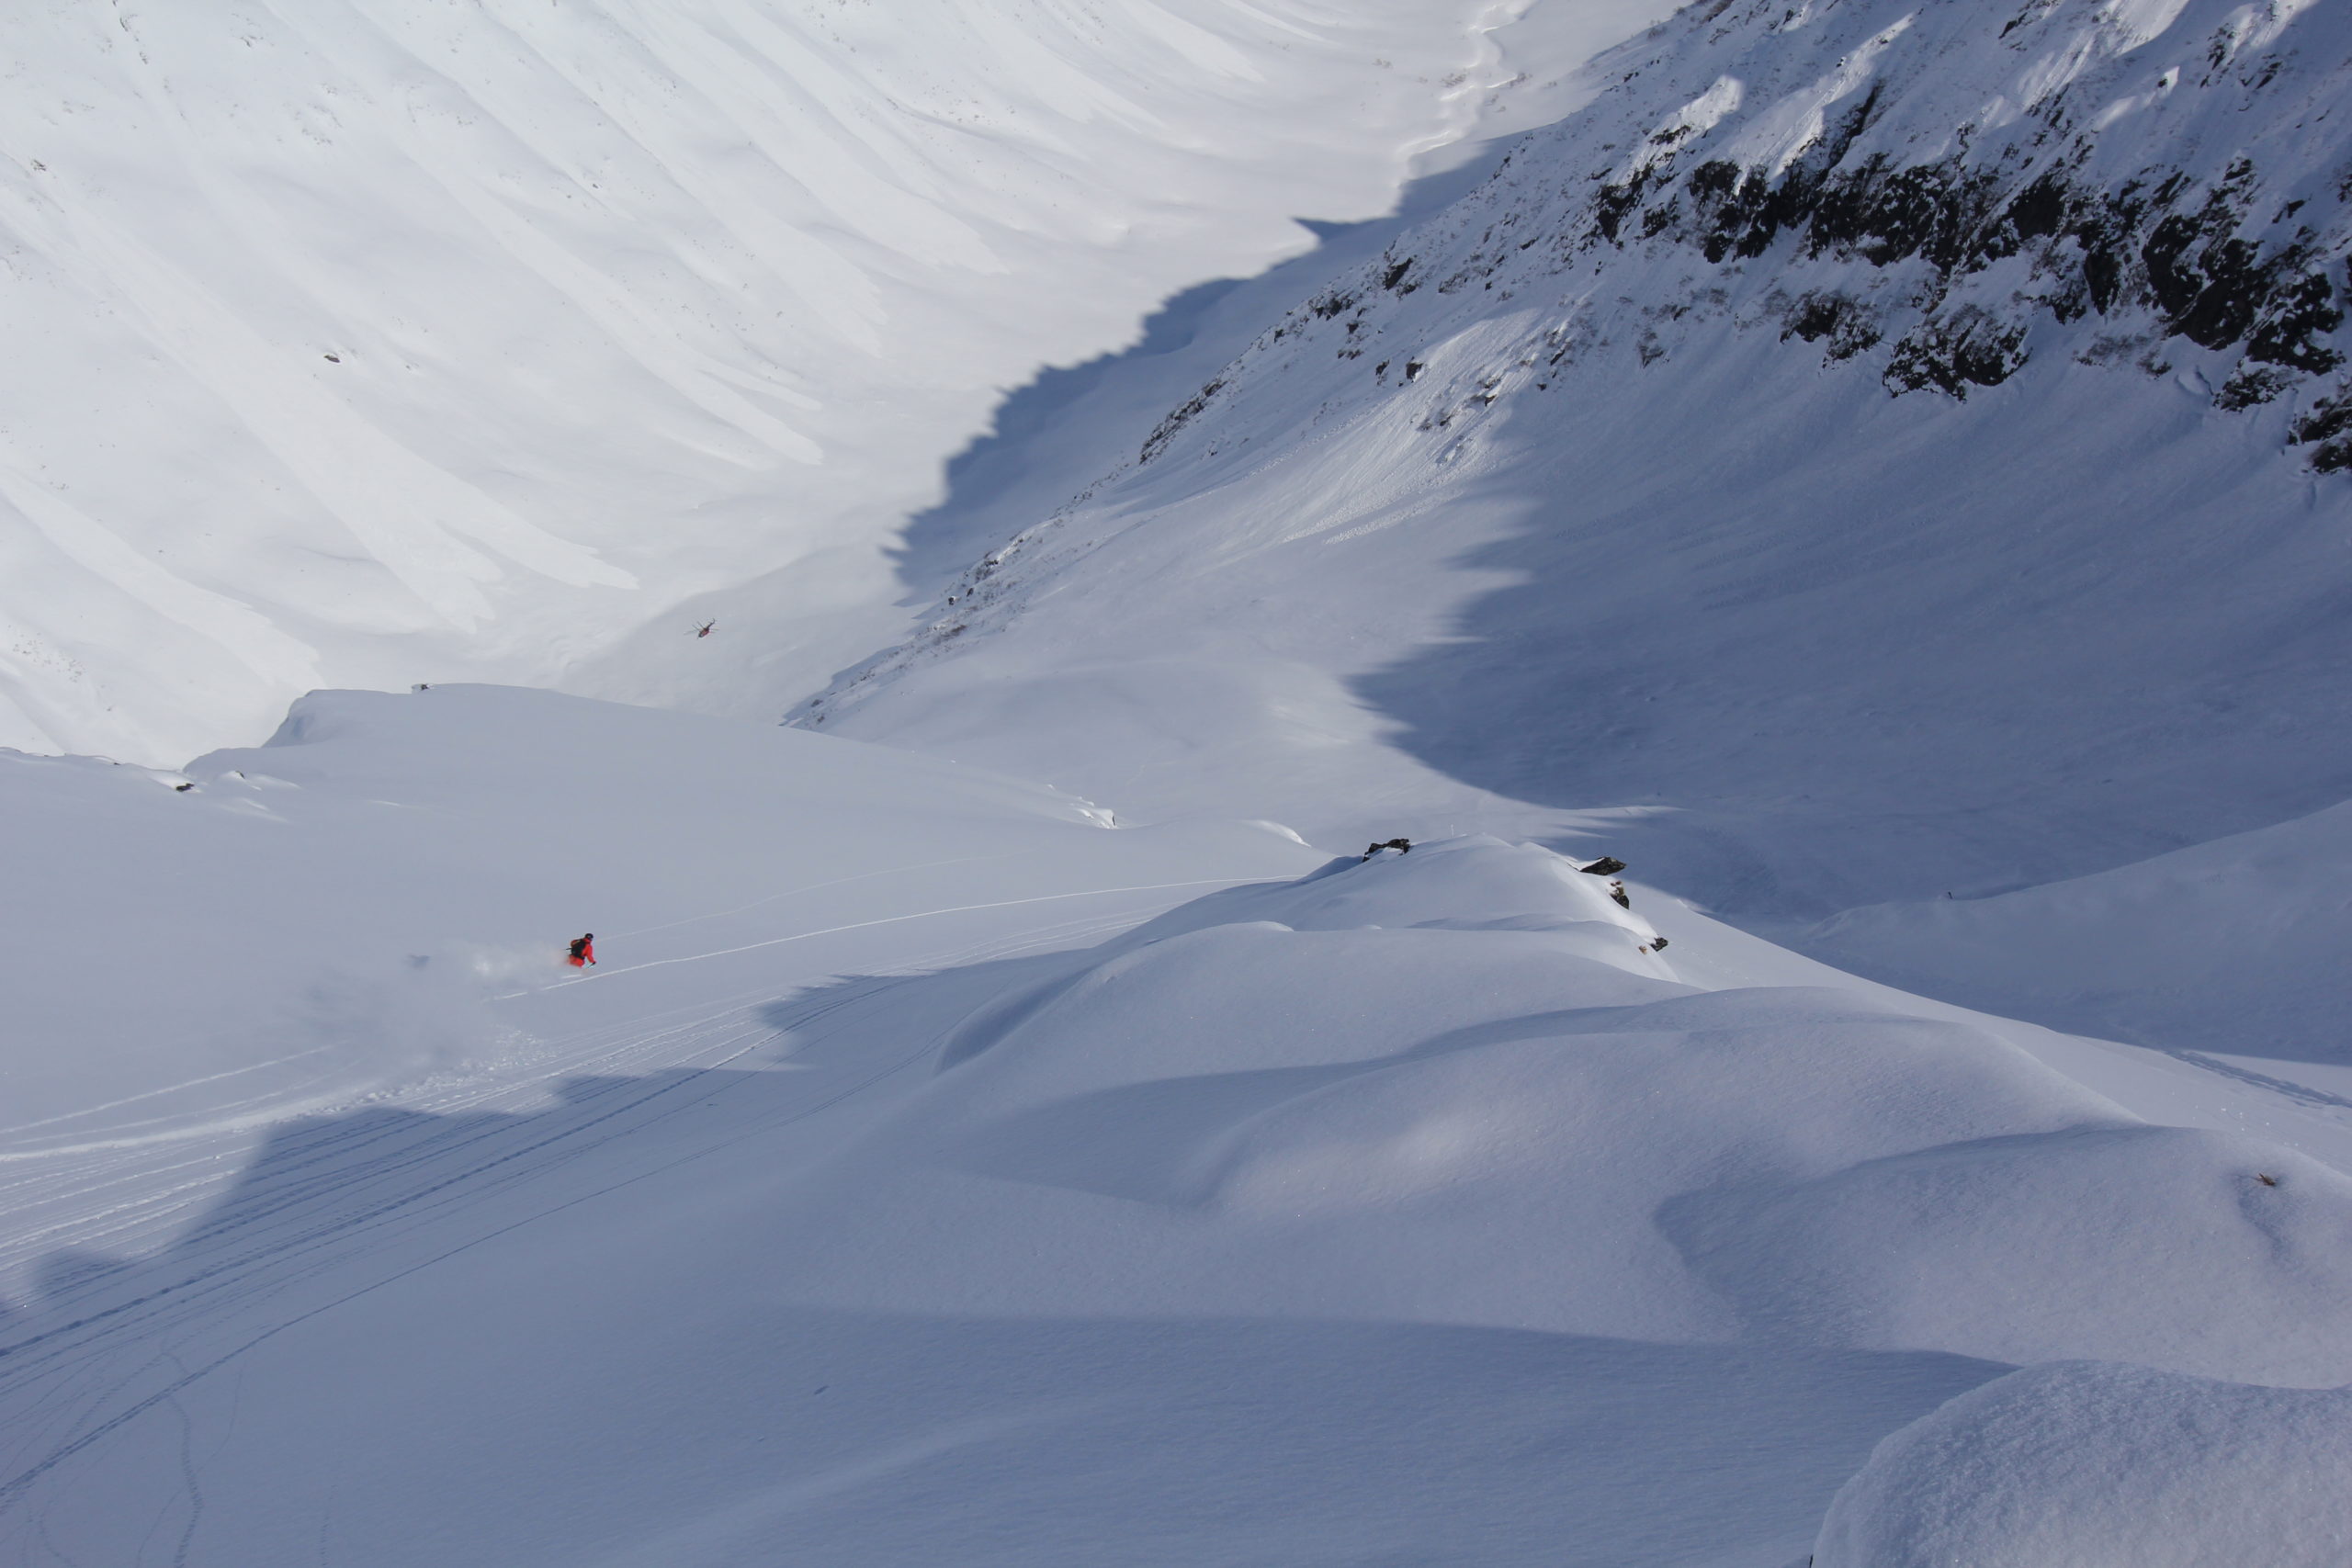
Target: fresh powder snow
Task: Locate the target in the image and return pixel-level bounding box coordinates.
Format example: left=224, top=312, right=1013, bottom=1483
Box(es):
left=0, top=0, right=1610, bottom=762
left=5, top=0, right=2351, bottom=1563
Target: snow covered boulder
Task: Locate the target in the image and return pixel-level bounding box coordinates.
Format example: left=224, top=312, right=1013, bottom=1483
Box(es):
left=1814, top=1360, right=2352, bottom=1567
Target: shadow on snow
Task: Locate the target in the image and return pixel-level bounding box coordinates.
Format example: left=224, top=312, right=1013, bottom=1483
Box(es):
left=0, top=953, right=2004, bottom=1567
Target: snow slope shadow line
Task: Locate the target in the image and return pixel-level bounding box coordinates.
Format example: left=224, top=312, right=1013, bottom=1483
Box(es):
left=1341, top=351, right=2352, bottom=928
left=888, top=155, right=1514, bottom=598
left=0, top=1062, right=827, bottom=1512
left=0, top=919, right=2028, bottom=1564
left=0, top=945, right=1094, bottom=1513
left=887, top=273, right=1250, bottom=592
left=0, top=1055, right=2016, bottom=1566
left=2, top=1006, right=904, bottom=1371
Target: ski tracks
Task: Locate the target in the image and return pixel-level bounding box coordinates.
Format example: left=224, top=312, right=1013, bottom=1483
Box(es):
left=0, top=870, right=1272, bottom=1559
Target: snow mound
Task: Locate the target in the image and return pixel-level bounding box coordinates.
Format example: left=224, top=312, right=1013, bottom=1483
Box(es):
left=1815, top=1360, right=2352, bottom=1567
left=1676, top=1123, right=2352, bottom=1383
left=9, top=818, right=2351, bottom=1562
left=756, top=839, right=2352, bottom=1382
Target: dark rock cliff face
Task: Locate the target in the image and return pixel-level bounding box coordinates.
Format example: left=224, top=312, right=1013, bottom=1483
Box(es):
left=1109, top=0, right=2352, bottom=483
left=1591, top=138, right=2344, bottom=421
left=1276, top=0, right=2345, bottom=471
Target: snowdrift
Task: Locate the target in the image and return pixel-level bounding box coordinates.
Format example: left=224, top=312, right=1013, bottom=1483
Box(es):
left=1816, top=1360, right=2352, bottom=1567
left=763, top=837, right=2352, bottom=1385
left=6, top=791, right=2347, bottom=1562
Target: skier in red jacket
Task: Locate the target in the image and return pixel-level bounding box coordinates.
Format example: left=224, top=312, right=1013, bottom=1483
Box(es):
left=567, top=933, right=595, bottom=968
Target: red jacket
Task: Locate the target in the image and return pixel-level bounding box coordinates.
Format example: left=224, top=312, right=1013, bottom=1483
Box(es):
left=567, top=938, right=595, bottom=967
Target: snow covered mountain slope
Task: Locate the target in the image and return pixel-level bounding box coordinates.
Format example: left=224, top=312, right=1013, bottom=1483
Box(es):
left=1806, top=794, right=2352, bottom=1067
left=0, top=683, right=1320, bottom=1297
left=806, top=0, right=2352, bottom=939
left=0, top=0, right=1663, bottom=765
left=8, top=818, right=2346, bottom=1566
left=13, top=2, right=2352, bottom=1559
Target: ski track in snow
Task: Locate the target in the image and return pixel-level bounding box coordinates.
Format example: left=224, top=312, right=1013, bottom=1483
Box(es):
left=5, top=705, right=2351, bottom=1562
left=6, top=0, right=2352, bottom=1555
left=511, top=875, right=1288, bottom=993
left=0, top=886, right=1216, bottom=1521
left=0, top=881, right=1219, bottom=1292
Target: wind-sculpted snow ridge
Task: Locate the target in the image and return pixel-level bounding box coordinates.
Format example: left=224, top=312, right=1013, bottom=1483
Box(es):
left=8, top=828, right=2348, bottom=1563
left=804, top=0, right=2352, bottom=946
left=781, top=838, right=2352, bottom=1387
left=0, top=0, right=1577, bottom=764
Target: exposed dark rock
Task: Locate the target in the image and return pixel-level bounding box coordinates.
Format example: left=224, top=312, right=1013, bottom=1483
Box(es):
left=1883, top=308, right=2030, bottom=397
left=1584, top=121, right=2341, bottom=422
left=1139, top=377, right=1227, bottom=464
left=1781, top=291, right=1883, bottom=361
left=1592, top=171, right=1654, bottom=243
left=2290, top=384, right=2352, bottom=471
left=2215, top=366, right=2293, bottom=409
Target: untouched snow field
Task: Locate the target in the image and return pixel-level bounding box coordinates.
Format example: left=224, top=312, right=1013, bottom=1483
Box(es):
left=0, top=0, right=1660, bottom=764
